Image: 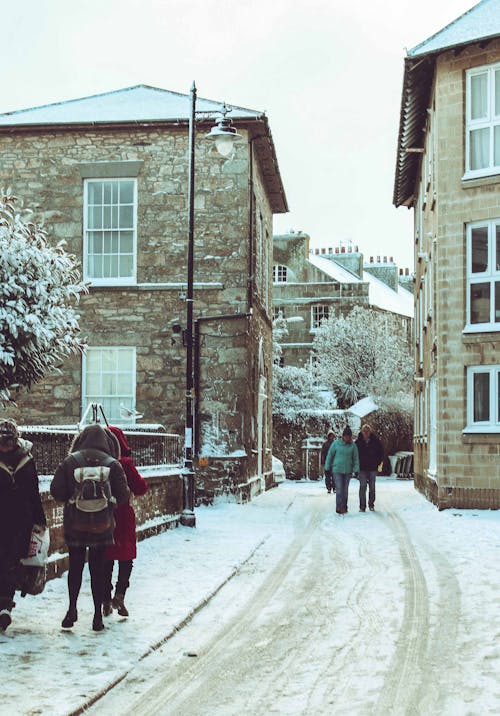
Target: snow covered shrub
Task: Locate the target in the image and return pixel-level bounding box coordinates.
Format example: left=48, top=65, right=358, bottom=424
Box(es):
left=0, top=193, right=88, bottom=400
left=366, top=396, right=413, bottom=473
left=312, top=305, right=412, bottom=407
left=272, top=364, right=329, bottom=417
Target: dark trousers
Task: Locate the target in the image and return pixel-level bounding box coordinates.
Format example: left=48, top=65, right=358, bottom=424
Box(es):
left=324, top=469, right=335, bottom=492
left=0, top=544, right=18, bottom=611
left=358, top=470, right=377, bottom=510
left=102, top=559, right=133, bottom=601
left=68, top=546, right=105, bottom=616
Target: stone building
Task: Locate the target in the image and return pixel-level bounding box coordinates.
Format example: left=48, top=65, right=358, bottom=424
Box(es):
left=394, top=0, right=500, bottom=509
left=0, top=84, right=288, bottom=501
left=273, top=231, right=413, bottom=368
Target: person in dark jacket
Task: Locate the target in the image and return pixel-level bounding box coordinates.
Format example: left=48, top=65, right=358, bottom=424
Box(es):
left=355, top=424, right=384, bottom=512
left=102, top=426, right=148, bottom=619
left=0, top=419, right=46, bottom=632
left=320, top=430, right=336, bottom=494
left=50, top=424, right=129, bottom=632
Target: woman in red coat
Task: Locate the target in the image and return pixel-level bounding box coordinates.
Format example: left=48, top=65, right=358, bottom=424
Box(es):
left=102, top=426, right=148, bottom=618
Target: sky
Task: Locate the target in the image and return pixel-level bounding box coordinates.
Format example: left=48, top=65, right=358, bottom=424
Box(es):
left=1, top=0, right=477, bottom=269
left=1, top=478, right=499, bottom=714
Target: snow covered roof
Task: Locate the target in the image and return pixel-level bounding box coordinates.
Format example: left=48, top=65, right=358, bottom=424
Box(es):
left=365, top=273, right=414, bottom=318
left=0, top=84, right=262, bottom=126
left=409, top=0, right=500, bottom=57
left=307, top=253, right=361, bottom=284
left=307, top=254, right=413, bottom=318
left=394, top=0, right=500, bottom=207
left=0, top=84, right=288, bottom=214
left=348, top=396, right=378, bottom=418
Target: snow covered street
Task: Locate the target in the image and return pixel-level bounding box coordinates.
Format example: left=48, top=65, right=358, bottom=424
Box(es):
left=2, top=478, right=500, bottom=715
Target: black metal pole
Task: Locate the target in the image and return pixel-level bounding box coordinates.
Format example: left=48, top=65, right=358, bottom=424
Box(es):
left=180, top=81, right=196, bottom=527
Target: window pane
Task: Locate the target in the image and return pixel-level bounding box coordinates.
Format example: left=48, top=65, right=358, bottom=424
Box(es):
left=121, top=231, right=133, bottom=252
left=102, top=374, right=117, bottom=393
left=112, top=206, right=118, bottom=229
left=470, top=282, right=490, bottom=323
left=120, top=181, right=134, bottom=204
left=473, top=372, right=490, bottom=422
left=89, top=206, right=102, bottom=230
left=111, top=232, right=119, bottom=253
left=119, top=205, right=134, bottom=228
left=118, top=374, right=134, bottom=393
left=497, top=226, right=500, bottom=272
left=496, top=282, right=500, bottom=322
left=498, top=372, right=500, bottom=422
left=494, top=125, right=500, bottom=167
left=117, top=349, right=133, bottom=370
left=86, top=351, right=101, bottom=371
left=119, top=255, right=133, bottom=277
left=86, top=373, right=101, bottom=393
left=470, top=127, right=490, bottom=170
left=103, top=206, right=111, bottom=229
left=471, top=226, right=488, bottom=272
left=471, top=73, right=488, bottom=119
left=110, top=255, right=119, bottom=277
left=87, top=182, right=102, bottom=205
left=103, top=182, right=112, bottom=204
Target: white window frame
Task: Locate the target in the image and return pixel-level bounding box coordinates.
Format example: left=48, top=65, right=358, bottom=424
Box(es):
left=464, top=62, right=500, bottom=179
left=465, top=219, right=500, bottom=332
left=465, top=365, right=500, bottom=433
left=83, top=178, right=137, bottom=286
left=311, top=304, right=329, bottom=332
left=82, top=346, right=137, bottom=423
left=273, top=265, right=288, bottom=283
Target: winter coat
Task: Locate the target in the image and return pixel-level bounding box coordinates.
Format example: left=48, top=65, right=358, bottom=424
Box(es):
left=324, top=438, right=359, bottom=474
left=355, top=432, right=384, bottom=471
left=104, top=426, right=148, bottom=562
left=50, top=424, right=129, bottom=548
left=321, top=438, right=335, bottom=466
left=0, top=439, right=46, bottom=563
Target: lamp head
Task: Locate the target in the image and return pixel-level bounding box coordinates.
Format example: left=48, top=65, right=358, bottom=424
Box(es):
left=206, top=105, right=242, bottom=156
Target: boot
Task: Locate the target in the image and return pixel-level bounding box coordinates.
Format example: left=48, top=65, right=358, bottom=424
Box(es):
left=0, top=609, right=12, bottom=632
left=61, top=607, right=78, bottom=629
left=112, top=592, right=129, bottom=617
left=102, top=601, right=113, bottom=617
left=92, top=613, right=105, bottom=631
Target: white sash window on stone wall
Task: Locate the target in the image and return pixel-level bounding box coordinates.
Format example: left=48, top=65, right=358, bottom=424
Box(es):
left=465, top=63, right=500, bottom=178
left=466, top=219, right=500, bottom=331
left=82, top=347, right=136, bottom=423
left=465, top=365, right=500, bottom=433
left=84, top=178, right=137, bottom=284
left=273, top=265, right=288, bottom=283
left=311, top=305, right=329, bottom=331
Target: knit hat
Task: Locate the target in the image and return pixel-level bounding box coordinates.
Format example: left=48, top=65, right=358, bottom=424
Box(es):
left=0, top=419, right=19, bottom=444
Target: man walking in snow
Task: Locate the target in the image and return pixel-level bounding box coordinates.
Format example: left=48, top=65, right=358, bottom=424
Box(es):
left=355, top=424, right=384, bottom=512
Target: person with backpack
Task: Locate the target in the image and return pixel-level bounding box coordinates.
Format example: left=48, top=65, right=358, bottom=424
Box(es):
left=324, top=426, right=359, bottom=515
left=0, top=419, right=46, bottom=632
left=355, top=424, right=384, bottom=512
left=102, top=425, right=148, bottom=619
left=50, top=424, right=129, bottom=632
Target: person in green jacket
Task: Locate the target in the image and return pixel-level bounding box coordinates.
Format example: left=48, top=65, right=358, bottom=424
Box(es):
left=324, top=426, right=359, bottom=514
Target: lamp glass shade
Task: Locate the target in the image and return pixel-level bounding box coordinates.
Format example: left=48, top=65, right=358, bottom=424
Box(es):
left=214, top=134, right=237, bottom=157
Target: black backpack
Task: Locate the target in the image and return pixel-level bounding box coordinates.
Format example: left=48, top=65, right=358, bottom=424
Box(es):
left=66, top=450, right=116, bottom=535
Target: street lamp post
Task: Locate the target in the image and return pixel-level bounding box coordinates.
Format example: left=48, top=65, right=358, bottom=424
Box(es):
left=180, top=82, right=242, bottom=527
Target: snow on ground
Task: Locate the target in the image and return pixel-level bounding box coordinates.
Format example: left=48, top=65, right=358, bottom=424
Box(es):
left=1, top=478, right=500, bottom=715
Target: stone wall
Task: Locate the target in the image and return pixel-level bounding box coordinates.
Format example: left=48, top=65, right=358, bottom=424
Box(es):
left=43, top=469, right=183, bottom=578
left=415, top=38, right=500, bottom=509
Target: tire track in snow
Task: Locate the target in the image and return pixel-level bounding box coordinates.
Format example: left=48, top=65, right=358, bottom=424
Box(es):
left=375, top=509, right=430, bottom=716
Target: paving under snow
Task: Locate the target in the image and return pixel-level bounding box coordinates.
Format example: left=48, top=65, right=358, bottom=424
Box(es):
left=1, top=478, right=499, bottom=715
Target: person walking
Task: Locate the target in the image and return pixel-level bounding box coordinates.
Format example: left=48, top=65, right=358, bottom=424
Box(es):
left=0, top=419, right=46, bottom=632
left=102, top=425, right=148, bottom=619
left=320, top=430, right=336, bottom=494
left=324, top=426, right=359, bottom=515
left=355, top=424, right=384, bottom=512
left=50, top=424, right=129, bottom=632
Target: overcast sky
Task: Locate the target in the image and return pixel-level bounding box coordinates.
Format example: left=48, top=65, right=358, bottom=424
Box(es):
left=2, top=0, right=476, bottom=269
